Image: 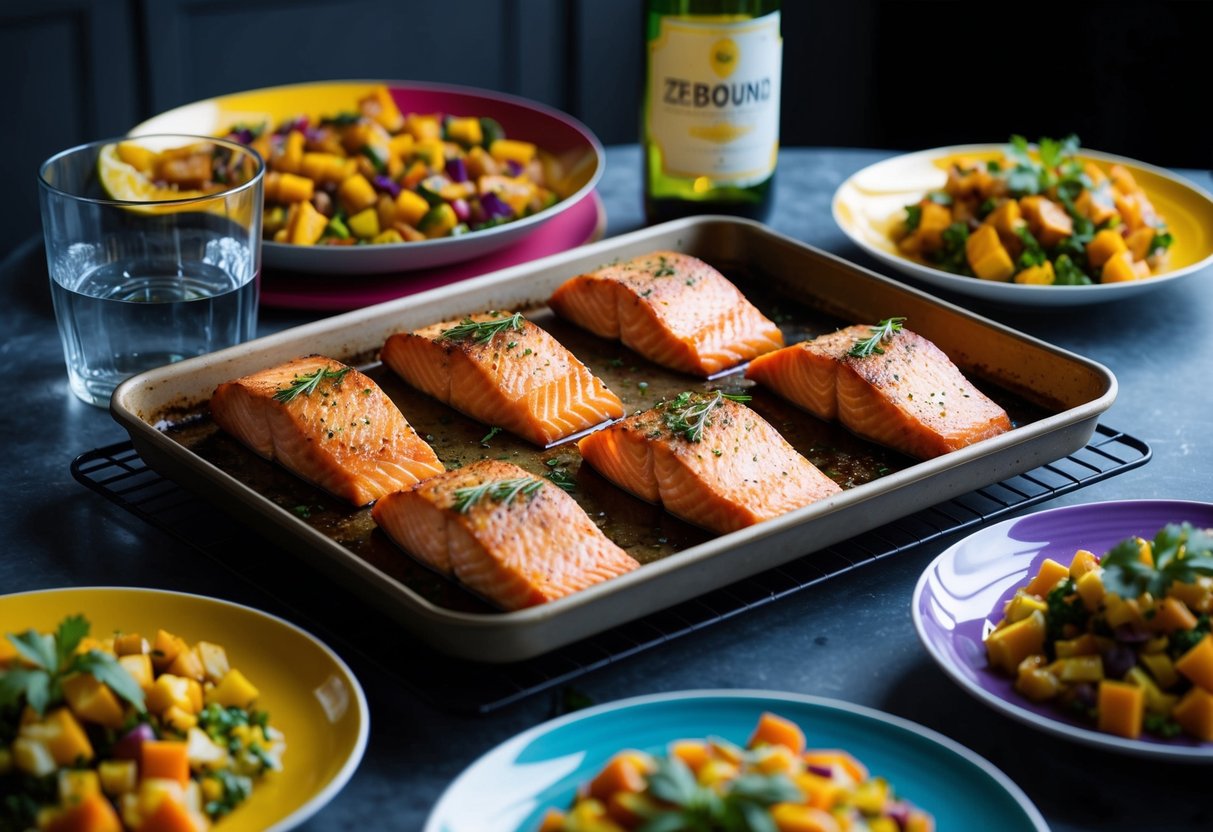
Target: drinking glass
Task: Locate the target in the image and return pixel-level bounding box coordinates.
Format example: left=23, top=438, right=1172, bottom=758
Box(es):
left=39, top=134, right=264, bottom=407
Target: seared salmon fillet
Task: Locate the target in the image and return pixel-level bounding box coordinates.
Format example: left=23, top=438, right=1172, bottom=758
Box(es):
left=745, top=323, right=1012, bottom=459
left=577, top=392, right=841, bottom=534
left=210, top=355, right=443, bottom=506
left=371, top=460, right=640, bottom=610
left=548, top=251, right=784, bottom=376
left=380, top=311, right=624, bottom=446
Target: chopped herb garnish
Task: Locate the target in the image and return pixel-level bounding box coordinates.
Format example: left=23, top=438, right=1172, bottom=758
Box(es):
left=480, top=426, right=502, bottom=446
left=451, top=476, right=543, bottom=513
left=1101, top=523, right=1213, bottom=601
left=661, top=390, right=752, bottom=443
left=438, top=313, right=525, bottom=343
left=847, top=317, right=906, bottom=358
left=273, top=366, right=351, bottom=403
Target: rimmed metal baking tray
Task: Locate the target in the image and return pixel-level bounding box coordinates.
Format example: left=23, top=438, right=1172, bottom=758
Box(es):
left=111, top=216, right=1118, bottom=662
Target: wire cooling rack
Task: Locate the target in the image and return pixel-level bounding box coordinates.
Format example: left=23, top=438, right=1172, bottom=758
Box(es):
left=72, top=424, right=1149, bottom=714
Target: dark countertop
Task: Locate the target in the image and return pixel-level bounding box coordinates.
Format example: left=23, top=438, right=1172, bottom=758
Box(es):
left=2, top=146, right=1210, bottom=830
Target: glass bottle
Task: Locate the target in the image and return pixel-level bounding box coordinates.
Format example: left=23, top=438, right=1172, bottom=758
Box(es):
left=642, top=0, right=782, bottom=224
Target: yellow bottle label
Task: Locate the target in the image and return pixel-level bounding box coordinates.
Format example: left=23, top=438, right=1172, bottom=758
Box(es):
left=647, top=11, right=781, bottom=186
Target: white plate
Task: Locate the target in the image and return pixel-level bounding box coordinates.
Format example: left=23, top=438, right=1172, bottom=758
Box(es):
left=424, top=690, right=1048, bottom=831
left=912, top=499, right=1213, bottom=762
left=833, top=143, right=1213, bottom=306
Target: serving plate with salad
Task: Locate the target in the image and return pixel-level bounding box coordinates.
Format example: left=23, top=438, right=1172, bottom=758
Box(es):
left=0, top=587, right=368, bottom=830
left=423, top=690, right=1048, bottom=832
left=832, top=138, right=1213, bottom=306
left=127, top=80, right=604, bottom=274
left=913, top=499, right=1213, bottom=762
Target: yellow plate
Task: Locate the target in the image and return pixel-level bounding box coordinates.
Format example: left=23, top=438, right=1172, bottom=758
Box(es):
left=130, top=79, right=605, bottom=275
left=0, top=587, right=368, bottom=831
left=832, top=143, right=1213, bottom=306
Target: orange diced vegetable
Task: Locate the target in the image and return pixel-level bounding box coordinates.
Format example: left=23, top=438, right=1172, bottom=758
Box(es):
left=586, top=752, right=648, bottom=802
left=669, top=739, right=711, bottom=774
left=985, top=610, right=1046, bottom=674
left=61, top=673, right=126, bottom=729
left=769, top=803, right=842, bottom=832
left=1175, top=634, right=1213, bottom=692
left=1024, top=558, right=1070, bottom=597
left=748, top=712, right=807, bottom=755
left=1097, top=680, right=1144, bottom=739
left=43, top=793, right=123, bottom=832
left=141, top=741, right=190, bottom=787
left=1085, top=228, right=1128, bottom=268
left=1019, top=195, right=1073, bottom=248
left=137, top=793, right=201, bottom=832
left=1172, top=686, right=1213, bottom=741
left=802, top=750, right=868, bottom=783
left=151, top=630, right=187, bottom=673
left=1152, top=597, right=1199, bottom=634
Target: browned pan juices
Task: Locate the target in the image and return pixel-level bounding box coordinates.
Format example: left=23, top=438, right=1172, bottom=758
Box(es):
left=165, top=265, right=1052, bottom=614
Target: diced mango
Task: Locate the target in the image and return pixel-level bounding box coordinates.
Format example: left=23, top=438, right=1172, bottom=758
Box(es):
left=965, top=224, right=1014, bottom=281
left=1173, top=685, right=1213, bottom=741
left=1085, top=228, right=1128, bottom=268
left=669, top=739, right=711, bottom=774
left=748, top=712, right=806, bottom=755
left=118, top=654, right=153, bottom=689
left=587, top=752, right=649, bottom=802
left=151, top=630, right=188, bottom=674
left=32, top=708, right=95, bottom=766
left=1047, top=655, right=1104, bottom=683
left=1104, top=594, right=1145, bottom=629
left=347, top=207, right=381, bottom=239
left=1124, top=667, right=1178, bottom=715
left=985, top=198, right=1024, bottom=247
left=43, top=793, right=123, bottom=832
left=99, top=760, right=138, bottom=795
left=793, top=771, right=843, bottom=811
left=405, top=113, right=442, bottom=141
left=1069, top=550, right=1100, bottom=580
left=288, top=199, right=329, bottom=246
left=1175, top=634, right=1213, bottom=692
left=62, top=672, right=126, bottom=729
left=206, top=668, right=259, bottom=709
left=802, top=750, right=868, bottom=784
left=1074, top=187, right=1117, bottom=226
left=1139, top=652, right=1180, bottom=689
left=58, top=767, right=102, bottom=803
left=361, top=84, right=404, bottom=133
left=116, top=142, right=156, bottom=173
left=142, top=741, right=190, bottom=787
left=1097, top=680, right=1144, bottom=739
left=986, top=610, right=1047, bottom=674
left=418, top=204, right=458, bottom=239
left=1019, top=195, right=1073, bottom=248
left=337, top=173, right=378, bottom=215
left=145, top=675, right=195, bottom=716
left=1151, top=597, right=1199, bottom=634
left=12, top=737, right=56, bottom=776
left=446, top=116, right=483, bottom=147
left=1013, top=260, right=1054, bottom=285
left=1169, top=578, right=1213, bottom=615
left=489, top=138, right=537, bottom=166
left=113, top=633, right=147, bottom=657
left=394, top=189, right=431, bottom=227
left=769, top=803, right=842, bottom=832
left=1024, top=558, right=1070, bottom=597
left=1003, top=591, right=1048, bottom=623
left=1075, top=569, right=1105, bottom=612
left=300, top=152, right=353, bottom=184
left=1015, top=656, right=1063, bottom=701
left=1054, top=633, right=1100, bottom=657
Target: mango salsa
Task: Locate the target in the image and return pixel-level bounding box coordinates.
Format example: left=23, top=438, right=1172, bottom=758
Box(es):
left=984, top=522, right=1213, bottom=742
left=224, top=84, right=560, bottom=247
left=1, top=616, right=285, bottom=831
left=892, top=135, right=1174, bottom=285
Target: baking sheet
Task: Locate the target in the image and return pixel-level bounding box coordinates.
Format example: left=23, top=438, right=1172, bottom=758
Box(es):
left=111, top=217, right=1118, bottom=662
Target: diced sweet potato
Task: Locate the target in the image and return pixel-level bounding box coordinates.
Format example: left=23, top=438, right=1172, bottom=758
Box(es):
left=1175, top=634, right=1213, bottom=692
left=1019, top=195, right=1073, bottom=248
left=1097, top=680, right=1144, bottom=739
left=1024, top=558, right=1070, bottom=597
left=964, top=224, right=1014, bottom=281
left=986, top=610, right=1046, bottom=674
left=749, top=712, right=806, bottom=755
left=1172, top=686, right=1213, bottom=741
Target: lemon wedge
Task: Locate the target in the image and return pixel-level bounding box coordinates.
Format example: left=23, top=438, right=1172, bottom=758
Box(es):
left=96, top=142, right=211, bottom=203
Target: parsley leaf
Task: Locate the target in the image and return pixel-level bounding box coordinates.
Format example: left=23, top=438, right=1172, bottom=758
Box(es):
left=1101, top=523, right=1213, bottom=600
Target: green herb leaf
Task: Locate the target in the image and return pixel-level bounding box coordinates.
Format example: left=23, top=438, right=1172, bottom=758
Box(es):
left=451, top=476, right=543, bottom=514
left=437, top=313, right=525, bottom=344
left=7, top=630, right=55, bottom=672
left=480, top=426, right=502, bottom=446
left=903, top=203, right=922, bottom=232
left=1100, top=523, right=1213, bottom=600
left=71, top=651, right=146, bottom=713
left=272, top=366, right=351, bottom=404
left=661, top=391, right=751, bottom=443
left=0, top=667, right=48, bottom=711
left=847, top=317, right=906, bottom=358
left=55, top=615, right=89, bottom=670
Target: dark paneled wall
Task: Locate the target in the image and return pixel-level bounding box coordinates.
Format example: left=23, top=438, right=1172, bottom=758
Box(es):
left=6, top=0, right=1207, bottom=260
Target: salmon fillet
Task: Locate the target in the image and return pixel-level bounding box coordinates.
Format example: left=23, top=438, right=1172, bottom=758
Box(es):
left=371, top=460, right=640, bottom=610
left=746, top=323, right=1012, bottom=459
left=577, top=392, right=841, bottom=534
left=548, top=251, right=784, bottom=376
left=380, top=311, right=624, bottom=446
left=210, top=355, right=443, bottom=506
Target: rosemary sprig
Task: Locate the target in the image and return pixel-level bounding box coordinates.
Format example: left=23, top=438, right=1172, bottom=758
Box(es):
left=451, top=476, right=543, bottom=513
left=273, top=366, right=351, bottom=403
left=662, top=390, right=752, bottom=443
left=847, top=317, right=906, bottom=358
left=437, top=312, right=525, bottom=343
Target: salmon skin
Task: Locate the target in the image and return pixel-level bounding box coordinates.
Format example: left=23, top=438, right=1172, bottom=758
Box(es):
left=745, top=322, right=1012, bottom=459
left=577, top=391, right=841, bottom=535
left=210, top=354, right=443, bottom=506
left=371, top=459, right=640, bottom=610
left=548, top=251, right=784, bottom=376
left=380, top=310, right=624, bottom=446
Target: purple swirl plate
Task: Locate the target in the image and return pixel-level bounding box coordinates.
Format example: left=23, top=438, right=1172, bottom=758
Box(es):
left=912, top=499, right=1213, bottom=762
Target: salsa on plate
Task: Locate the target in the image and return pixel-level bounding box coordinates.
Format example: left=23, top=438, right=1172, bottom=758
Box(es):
left=984, top=522, right=1213, bottom=742
left=225, top=84, right=559, bottom=247
left=893, top=135, right=1174, bottom=286
left=1, top=616, right=284, bottom=832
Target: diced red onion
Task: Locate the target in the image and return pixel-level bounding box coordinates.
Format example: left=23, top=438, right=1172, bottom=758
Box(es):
left=445, top=157, right=469, bottom=183
left=886, top=802, right=912, bottom=829
left=112, top=723, right=156, bottom=761
left=1113, top=621, right=1150, bottom=643
left=304, top=127, right=327, bottom=144
left=480, top=192, right=514, bottom=219
left=806, top=763, right=834, bottom=778
left=506, top=160, right=524, bottom=176
left=229, top=128, right=255, bottom=145
left=1101, top=644, right=1137, bottom=679
left=451, top=198, right=470, bottom=221
left=372, top=175, right=402, bottom=198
